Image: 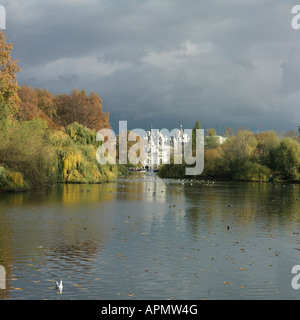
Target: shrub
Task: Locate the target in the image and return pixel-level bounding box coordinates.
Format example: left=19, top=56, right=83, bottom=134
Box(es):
left=234, top=162, right=271, bottom=182
left=0, top=166, right=30, bottom=192
left=272, top=138, right=300, bottom=181
left=0, top=118, right=57, bottom=187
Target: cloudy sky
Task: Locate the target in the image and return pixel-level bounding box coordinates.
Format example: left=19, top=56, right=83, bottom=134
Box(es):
left=3, top=0, right=300, bottom=133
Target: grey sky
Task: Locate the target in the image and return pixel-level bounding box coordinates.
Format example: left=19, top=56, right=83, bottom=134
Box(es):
left=3, top=0, right=300, bottom=133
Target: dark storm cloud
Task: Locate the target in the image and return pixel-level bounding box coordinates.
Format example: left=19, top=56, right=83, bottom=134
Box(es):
left=3, top=0, right=300, bottom=132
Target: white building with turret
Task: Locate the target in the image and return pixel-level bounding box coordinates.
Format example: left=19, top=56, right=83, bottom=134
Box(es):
left=143, top=125, right=190, bottom=170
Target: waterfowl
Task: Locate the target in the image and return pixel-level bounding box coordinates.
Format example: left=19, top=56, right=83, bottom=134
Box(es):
left=55, top=281, right=63, bottom=294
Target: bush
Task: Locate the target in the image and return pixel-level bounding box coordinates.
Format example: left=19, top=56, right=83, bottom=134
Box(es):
left=222, top=130, right=257, bottom=177
left=159, top=163, right=186, bottom=178
left=203, top=146, right=228, bottom=178
left=0, top=166, right=30, bottom=192
left=272, top=138, right=300, bottom=181
left=53, top=123, right=117, bottom=184
left=67, top=122, right=97, bottom=146
left=234, top=162, right=271, bottom=182
left=0, top=118, right=57, bottom=187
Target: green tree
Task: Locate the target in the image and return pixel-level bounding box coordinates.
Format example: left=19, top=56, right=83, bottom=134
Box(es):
left=222, top=130, right=257, bottom=177
left=272, top=138, right=300, bottom=181
left=192, top=120, right=201, bottom=155
left=234, top=162, right=271, bottom=182
left=256, top=130, right=280, bottom=168
left=205, top=128, right=219, bottom=149
left=0, top=118, right=57, bottom=187
left=203, top=146, right=226, bottom=178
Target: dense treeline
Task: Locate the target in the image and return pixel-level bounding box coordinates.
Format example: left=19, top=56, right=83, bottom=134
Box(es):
left=159, top=121, right=300, bottom=182
left=0, top=31, right=116, bottom=192
left=17, top=86, right=110, bottom=131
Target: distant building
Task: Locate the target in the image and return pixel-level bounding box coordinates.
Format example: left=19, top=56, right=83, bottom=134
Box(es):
left=204, top=135, right=228, bottom=146
left=143, top=125, right=191, bottom=170
left=141, top=127, right=227, bottom=170
left=214, top=135, right=228, bottom=145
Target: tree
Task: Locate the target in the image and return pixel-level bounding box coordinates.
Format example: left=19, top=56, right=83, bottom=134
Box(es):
left=256, top=130, right=279, bottom=167
left=192, top=120, right=201, bottom=155
left=224, top=127, right=234, bottom=137
left=0, top=118, right=57, bottom=186
left=203, top=146, right=226, bottom=177
left=35, top=87, right=56, bottom=118
left=0, top=31, right=21, bottom=119
left=205, top=128, right=219, bottom=149
left=17, top=85, right=40, bottom=120
left=222, top=130, right=257, bottom=177
left=116, top=130, right=146, bottom=166
left=53, top=89, right=110, bottom=131
left=272, top=138, right=300, bottom=181
left=207, top=128, right=216, bottom=136
left=234, top=162, right=271, bottom=182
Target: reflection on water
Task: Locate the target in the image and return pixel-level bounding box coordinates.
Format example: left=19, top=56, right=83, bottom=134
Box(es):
left=0, top=175, right=300, bottom=299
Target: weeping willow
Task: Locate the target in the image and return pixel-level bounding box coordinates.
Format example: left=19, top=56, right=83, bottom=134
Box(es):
left=54, top=122, right=117, bottom=184
left=0, top=166, right=30, bottom=192
left=0, top=119, right=118, bottom=192
left=66, top=122, right=97, bottom=146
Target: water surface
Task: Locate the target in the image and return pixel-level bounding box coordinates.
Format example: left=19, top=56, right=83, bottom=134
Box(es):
left=0, top=175, right=300, bottom=299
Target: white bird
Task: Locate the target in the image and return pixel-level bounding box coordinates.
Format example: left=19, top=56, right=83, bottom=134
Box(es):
left=55, top=281, right=63, bottom=294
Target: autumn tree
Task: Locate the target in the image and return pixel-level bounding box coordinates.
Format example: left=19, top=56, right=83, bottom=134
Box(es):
left=224, top=127, right=234, bottom=137
left=35, top=87, right=55, bottom=118
left=53, top=89, right=110, bottom=131
left=116, top=130, right=146, bottom=166
left=16, top=85, right=60, bottom=129
left=17, top=85, right=40, bottom=120
left=0, top=31, right=21, bottom=119
left=207, top=128, right=216, bottom=136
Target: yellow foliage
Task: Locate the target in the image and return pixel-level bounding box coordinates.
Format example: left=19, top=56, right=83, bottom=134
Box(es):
left=66, top=169, right=86, bottom=183
left=63, top=151, right=82, bottom=177
left=8, top=171, right=24, bottom=186
left=0, top=166, right=29, bottom=192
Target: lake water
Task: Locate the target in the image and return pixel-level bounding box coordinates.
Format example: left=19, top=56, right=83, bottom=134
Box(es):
left=0, top=174, right=300, bottom=300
